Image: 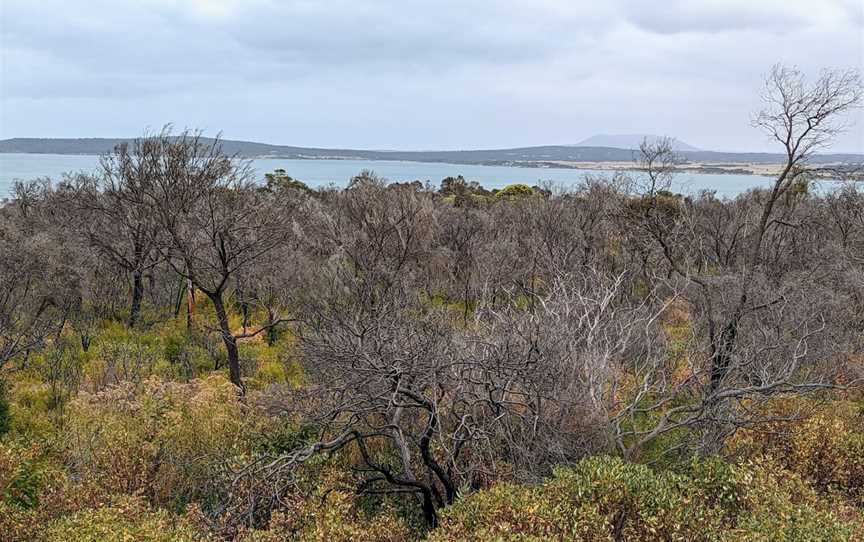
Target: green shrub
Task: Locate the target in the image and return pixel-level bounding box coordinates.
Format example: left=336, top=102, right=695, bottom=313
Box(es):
left=63, top=375, right=275, bottom=509
left=494, top=184, right=534, bottom=201
left=6, top=371, right=57, bottom=440
left=431, top=456, right=722, bottom=541
left=624, top=191, right=682, bottom=225
left=0, top=440, right=111, bottom=541
left=729, top=398, right=864, bottom=507
left=237, top=470, right=413, bottom=542
left=2, top=458, right=42, bottom=509
left=40, top=495, right=209, bottom=542
left=430, top=456, right=862, bottom=542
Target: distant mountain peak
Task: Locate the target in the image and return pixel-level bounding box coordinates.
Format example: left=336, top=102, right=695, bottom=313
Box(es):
left=576, top=134, right=701, bottom=152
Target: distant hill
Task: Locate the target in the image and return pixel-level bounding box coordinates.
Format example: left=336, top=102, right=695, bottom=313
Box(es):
left=1, top=137, right=861, bottom=166
left=576, top=134, right=701, bottom=152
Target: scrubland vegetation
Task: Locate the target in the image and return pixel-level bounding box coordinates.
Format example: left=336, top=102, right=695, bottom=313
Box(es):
left=1, top=66, right=863, bottom=541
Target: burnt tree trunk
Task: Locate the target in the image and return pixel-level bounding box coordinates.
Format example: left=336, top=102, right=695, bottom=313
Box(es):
left=129, top=270, right=144, bottom=328
left=210, top=292, right=244, bottom=394
left=266, top=309, right=278, bottom=346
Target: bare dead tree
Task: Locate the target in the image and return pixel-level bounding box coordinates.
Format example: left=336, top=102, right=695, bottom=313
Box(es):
left=0, top=215, right=62, bottom=367
left=432, top=203, right=486, bottom=325
left=68, top=138, right=169, bottom=328
left=708, top=64, right=861, bottom=391
left=613, top=65, right=863, bottom=455
left=127, top=129, right=295, bottom=393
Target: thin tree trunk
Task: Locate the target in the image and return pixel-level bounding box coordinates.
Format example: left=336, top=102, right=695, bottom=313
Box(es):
left=462, top=272, right=470, bottom=326
left=210, top=292, right=244, bottom=394
left=128, top=270, right=144, bottom=328
left=266, top=310, right=278, bottom=346
left=173, top=276, right=186, bottom=318
left=186, top=278, right=195, bottom=331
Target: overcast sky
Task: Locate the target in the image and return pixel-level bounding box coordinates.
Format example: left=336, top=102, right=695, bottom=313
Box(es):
left=1, top=0, right=862, bottom=152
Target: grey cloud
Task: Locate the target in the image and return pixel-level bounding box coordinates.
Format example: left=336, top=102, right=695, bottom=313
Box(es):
left=1, top=0, right=623, bottom=91
left=0, top=0, right=861, bottom=151
left=617, top=0, right=864, bottom=36
left=224, top=1, right=603, bottom=68
left=618, top=1, right=810, bottom=35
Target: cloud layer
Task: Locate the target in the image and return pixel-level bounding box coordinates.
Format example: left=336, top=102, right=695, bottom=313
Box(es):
left=1, top=0, right=862, bottom=151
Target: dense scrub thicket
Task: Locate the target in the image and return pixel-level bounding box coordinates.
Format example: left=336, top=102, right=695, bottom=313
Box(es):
left=1, top=65, right=863, bottom=540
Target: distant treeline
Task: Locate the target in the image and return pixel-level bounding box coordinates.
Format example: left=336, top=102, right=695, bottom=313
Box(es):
left=1, top=136, right=861, bottom=165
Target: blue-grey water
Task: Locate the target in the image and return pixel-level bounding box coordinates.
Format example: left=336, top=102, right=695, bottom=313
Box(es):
left=0, top=152, right=779, bottom=199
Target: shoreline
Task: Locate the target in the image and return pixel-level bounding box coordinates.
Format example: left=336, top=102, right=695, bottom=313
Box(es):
left=1, top=152, right=859, bottom=180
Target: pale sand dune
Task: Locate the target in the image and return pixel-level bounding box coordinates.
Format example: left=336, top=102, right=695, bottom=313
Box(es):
left=544, top=161, right=819, bottom=177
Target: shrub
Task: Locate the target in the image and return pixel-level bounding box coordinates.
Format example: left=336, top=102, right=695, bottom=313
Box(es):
left=39, top=495, right=209, bottom=542
left=730, top=456, right=862, bottom=541
left=494, top=184, right=534, bottom=201
left=1, top=442, right=42, bottom=510
left=729, top=398, right=864, bottom=507
left=431, top=456, right=723, bottom=541
left=0, top=440, right=109, bottom=542
left=624, top=191, right=682, bottom=225
left=5, top=370, right=57, bottom=441
left=63, top=375, right=274, bottom=510
left=430, top=456, right=862, bottom=542
left=242, top=338, right=304, bottom=390
left=237, top=468, right=413, bottom=542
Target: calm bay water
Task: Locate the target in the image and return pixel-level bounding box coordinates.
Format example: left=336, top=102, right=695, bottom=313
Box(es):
left=0, top=152, right=777, bottom=199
